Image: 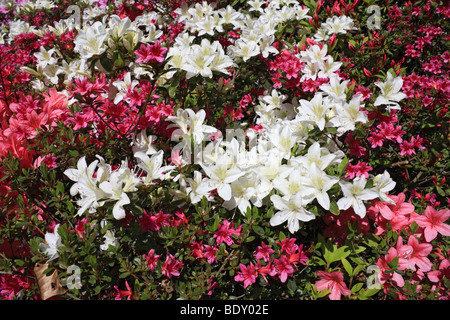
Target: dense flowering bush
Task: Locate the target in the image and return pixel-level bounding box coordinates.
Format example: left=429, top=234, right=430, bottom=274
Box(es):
left=0, top=0, right=449, bottom=300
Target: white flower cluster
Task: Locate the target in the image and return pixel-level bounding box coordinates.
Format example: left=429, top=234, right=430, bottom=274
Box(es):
left=165, top=102, right=395, bottom=234
left=52, top=1, right=403, bottom=237
left=165, top=1, right=311, bottom=78
left=314, top=15, right=357, bottom=42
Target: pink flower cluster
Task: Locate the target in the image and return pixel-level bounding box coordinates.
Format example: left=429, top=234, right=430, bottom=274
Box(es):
left=138, top=209, right=188, bottom=233
left=234, top=238, right=308, bottom=288
left=367, top=195, right=450, bottom=297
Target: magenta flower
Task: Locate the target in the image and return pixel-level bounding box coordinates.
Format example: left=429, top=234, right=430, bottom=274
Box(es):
left=234, top=263, right=258, bottom=289
left=415, top=206, right=450, bottom=242
left=143, top=249, right=160, bottom=271
left=254, top=242, right=274, bottom=262
left=213, top=219, right=241, bottom=246
left=135, top=42, right=167, bottom=64
left=315, top=270, right=351, bottom=300
left=114, top=280, right=133, bottom=300
left=273, top=256, right=294, bottom=283
left=162, top=254, right=183, bottom=278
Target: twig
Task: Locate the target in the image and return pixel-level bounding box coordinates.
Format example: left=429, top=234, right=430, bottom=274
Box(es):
left=392, top=160, right=409, bottom=167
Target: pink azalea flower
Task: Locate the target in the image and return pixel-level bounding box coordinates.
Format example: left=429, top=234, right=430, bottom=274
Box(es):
left=396, top=235, right=433, bottom=272
left=375, top=247, right=405, bottom=287
left=427, top=259, right=450, bottom=283
left=399, top=140, right=415, bottom=156
left=135, top=42, right=167, bottom=64
left=254, top=242, right=274, bottom=262
left=273, top=256, right=294, bottom=283
left=114, top=280, right=133, bottom=300
left=415, top=206, right=450, bottom=242
left=367, top=193, right=416, bottom=234
left=234, top=263, right=258, bottom=288
left=162, top=254, right=183, bottom=278
left=256, top=260, right=277, bottom=284
left=204, top=245, right=219, bottom=264
left=315, top=270, right=351, bottom=300
left=213, top=219, right=242, bottom=246
left=143, top=249, right=161, bottom=271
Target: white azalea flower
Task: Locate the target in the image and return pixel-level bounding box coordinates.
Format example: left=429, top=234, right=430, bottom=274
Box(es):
left=261, top=89, right=288, bottom=111
left=297, top=92, right=331, bottom=131
left=300, top=44, right=328, bottom=65
left=100, top=221, right=117, bottom=251
left=186, top=170, right=215, bottom=204
left=200, top=154, right=245, bottom=201
left=320, top=75, right=349, bottom=103
left=218, top=5, right=243, bottom=27
left=318, top=55, right=342, bottom=79
left=302, top=163, right=339, bottom=210
left=266, top=124, right=297, bottom=159
left=112, top=72, right=139, bottom=104
left=248, top=0, right=265, bottom=13
left=98, top=164, right=141, bottom=220
left=167, top=108, right=217, bottom=146
left=183, top=44, right=215, bottom=79
left=337, top=175, right=379, bottom=218
left=131, top=130, right=158, bottom=155
left=291, top=141, right=337, bottom=171
left=228, top=38, right=260, bottom=62
left=321, top=15, right=356, bottom=35
left=222, top=175, right=257, bottom=215
left=134, top=150, right=174, bottom=185
left=329, top=94, right=368, bottom=134
left=374, top=72, right=407, bottom=111
left=270, top=193, right=316, bottom=233
left=273, top=167, right=315, bottom=202
left=294, top=6, right=311, bottom=21
left=371, top=170, right=396, bottom=204
left=74, top=21, right=108, bottom=60
left=34, top=46, right=58, bottom=69
left=39, top=224, right=62, bottom=262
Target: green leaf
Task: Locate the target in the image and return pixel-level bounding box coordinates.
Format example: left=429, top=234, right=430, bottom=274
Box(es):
left=246, top=236, right=255, bottom=243
left=252, top=225, right=265, bottom=237
left=323, top=241, right=351, bottom=266
left=287, top=279, right=297, bottom=292
left=338, top=157, right=349, bottom=177
left=100, top=57, right=113, bottom=72
left=212, top=215, right=220, bottom=232
left=330, top=201, right=340, bottom=216
left=341, top=257, right=353, bottom=276
left=55, top=181, right=64, bottom=195
left=351, top=282, right=364, bottom=294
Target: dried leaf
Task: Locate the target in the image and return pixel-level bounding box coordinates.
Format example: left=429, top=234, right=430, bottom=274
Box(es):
left=34, top=263, right=67, bottom=300
left=160, top=279, right=174, bottom=294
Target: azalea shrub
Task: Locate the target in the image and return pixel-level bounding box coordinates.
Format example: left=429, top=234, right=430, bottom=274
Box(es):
left=0, top=0, right=449, bottom=301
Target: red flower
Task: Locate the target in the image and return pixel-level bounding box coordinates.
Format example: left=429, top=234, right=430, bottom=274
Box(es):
left=273, top=256, right=294, bottom=283
left=114, top=281, right=133, bottom=300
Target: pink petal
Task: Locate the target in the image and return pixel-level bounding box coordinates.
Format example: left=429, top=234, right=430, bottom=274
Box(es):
left=424, top=227, right=438, bottom=242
